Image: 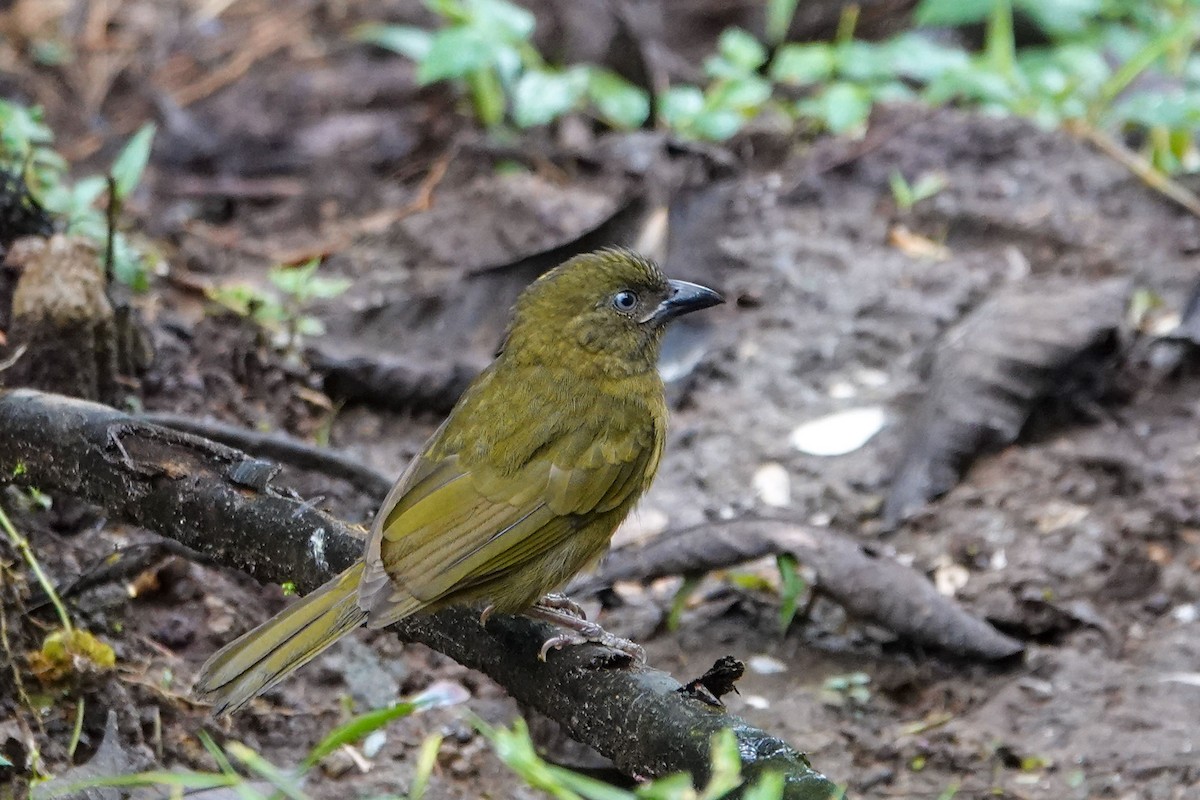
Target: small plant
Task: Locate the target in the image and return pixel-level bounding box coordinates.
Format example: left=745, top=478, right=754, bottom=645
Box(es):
left=480, top=719, right=793, bottom=800
left=775, top=553, right=808, bottom=632
left=355, top=0, right=1200, bottom=175
left=662, top=28, right=776, bottom=140
left=206, top=259, right=351, bottom=352
left=889, top=170, right=948, bottom=211
left=0, top=501, right=115, bottom=693
left=53, top=682, right=467, bottom=798
left=355, top=0, right=649, bottom=131
left=820, top=672, right=872, bottom=708
left=915, top=0, right=1200, bottom=171
left=0, top=101, right=158, bottom=289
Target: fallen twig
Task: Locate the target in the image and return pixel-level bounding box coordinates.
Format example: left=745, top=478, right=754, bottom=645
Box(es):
left=573, top=518, right=1025, bottom=662
left=1068, top=120, right=1200, bottom=220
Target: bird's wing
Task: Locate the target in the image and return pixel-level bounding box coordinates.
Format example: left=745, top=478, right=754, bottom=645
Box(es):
left=369, top=423, right=658, bottom=607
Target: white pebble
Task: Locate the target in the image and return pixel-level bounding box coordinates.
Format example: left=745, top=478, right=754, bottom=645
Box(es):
left=790, top=407, right=886, bottom=456
left=752, top=463, right=792, bottom=508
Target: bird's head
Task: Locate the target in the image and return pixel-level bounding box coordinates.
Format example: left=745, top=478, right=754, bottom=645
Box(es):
left=502, top=249, right=724, bottom=377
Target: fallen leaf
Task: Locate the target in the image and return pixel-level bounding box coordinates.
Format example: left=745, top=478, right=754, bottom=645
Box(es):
left=888, top=224, right=951, bottom=261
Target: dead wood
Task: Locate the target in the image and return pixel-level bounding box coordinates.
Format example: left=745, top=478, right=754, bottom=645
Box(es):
left=0, top=388, right=840, bottom=799
left=883, top=277, right=1130, bottom=529
left=138, top=411, right=393, bottom=498
left=574, top=518, right=1025, bottom=662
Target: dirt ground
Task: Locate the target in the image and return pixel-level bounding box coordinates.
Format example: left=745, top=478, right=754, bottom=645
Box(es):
left=2, top=2, right=1200, bottom=799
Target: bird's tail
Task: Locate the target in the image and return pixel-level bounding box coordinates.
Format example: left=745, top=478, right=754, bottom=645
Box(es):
left=194, top=562, right=370, bottom=715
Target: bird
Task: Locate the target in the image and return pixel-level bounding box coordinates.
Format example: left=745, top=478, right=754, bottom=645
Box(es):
left=193, top=248, right=723, bottom=715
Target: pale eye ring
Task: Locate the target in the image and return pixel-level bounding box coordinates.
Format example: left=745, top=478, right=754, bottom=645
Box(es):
left=612, top=290, right=639, bottom=312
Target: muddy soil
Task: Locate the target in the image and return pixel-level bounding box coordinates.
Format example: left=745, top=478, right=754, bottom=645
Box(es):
left=2, top=2, right=1199, bottom=799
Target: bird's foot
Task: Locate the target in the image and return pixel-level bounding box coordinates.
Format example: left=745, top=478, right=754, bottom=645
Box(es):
left=479, top=604, right=495, bottom=626
left=528, top=604, right=645, bottom=664
left=535, top=593, right=588, bottom=620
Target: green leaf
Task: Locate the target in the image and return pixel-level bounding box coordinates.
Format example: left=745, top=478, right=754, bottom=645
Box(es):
left=304, top=702, right=419, bottom=768
left=424, top=0, right=465, bottom=20
left=776, top=552, right=807, bottom=632
left=1117, top=89, right=1200, bottom=129
left=1096, top=19, right=1197, bottom=113
left=269, top=259, right=320, bottom=295
left=352, top=23, right=434, bottom=61
left=70, top=175, right=109, bottom=211
left=1016, top=0, right=1102, bottom=37
left=303, top=682, right=465, bottom=770
left=56, top=771, right=238, bottom=794
left=770, top=43, right=835, bottom=86
left=885, top=33, right=971, bottom=83
left=691, top=109, right=744, bottom=141
left=110, top=122, right=156, bottom=200
left=914, top=0, right=992, bottom=26
left=834, top=40, right=897, bottom=83
left=801, top=82, right=872, bottom=134
left=765, top=0, right=800, bottom=44
left=467, top=66, right=507, bottom=128
left=295, top=316, right=325, bottom=337
left=924, top=62, right=1017, bottom=108
left=666, top=574, right=702, bottom=631
left=408, top=733, right=443, bottom=800
left=743, top=771, right=786, bottom=800
left=225, top=743, right=306, bottom=800
left=699, top=729, right=744, bottom=800
left=196, top=731, right=240, bottom=779
left=480, top=717, right=638, bottom=800
left=0, top=102, right=52, bottom=158
left=717, top=27, right=768, bottom=72
left=586, top=69, right=650, bottom=128
left=710, top=75, right=773, bottom=112
left=470, top=0, right=536, bottom=43
left=308, top=277, right=352, bottom=299
left=417, top=27, right=493, bottom=82
left=112, top=233, right=152, bottom=292
left=513, top=68, right=586, bottom=128
left=984, top=0, right=1016, bottom=78
left=660, top=85, right=705, bottom=127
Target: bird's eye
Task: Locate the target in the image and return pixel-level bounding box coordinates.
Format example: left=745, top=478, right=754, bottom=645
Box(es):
left=612, top=290, right=639, bottom=312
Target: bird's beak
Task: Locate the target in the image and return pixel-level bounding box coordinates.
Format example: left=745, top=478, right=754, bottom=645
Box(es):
left=646, top=279, right=724, bottom=326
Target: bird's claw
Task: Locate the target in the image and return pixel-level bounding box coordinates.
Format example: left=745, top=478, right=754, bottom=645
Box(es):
left=536, top=593, right=588, bottom=620
left=537, top=630, right=646, bottom=663
left=528, top=603, right=645, bottom=664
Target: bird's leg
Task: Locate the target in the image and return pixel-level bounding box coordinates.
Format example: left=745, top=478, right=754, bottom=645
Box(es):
left=528, top=604, right=645, bottom=664
left=535, top=593, right=588, bottom=620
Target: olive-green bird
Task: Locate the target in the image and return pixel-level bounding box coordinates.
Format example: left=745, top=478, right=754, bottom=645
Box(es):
left=193, top=249, right=723, bottom=714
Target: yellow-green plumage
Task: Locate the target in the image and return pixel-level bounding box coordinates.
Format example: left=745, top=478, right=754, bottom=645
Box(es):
left=193, top=249, right=721, bottom=715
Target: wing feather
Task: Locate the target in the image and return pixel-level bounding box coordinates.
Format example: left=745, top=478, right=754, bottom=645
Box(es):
left=368, top=423, right=657, bottom=609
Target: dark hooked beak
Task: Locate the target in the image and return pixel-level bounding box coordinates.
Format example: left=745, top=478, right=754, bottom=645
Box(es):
left=647, top=279, right=724, bottom=326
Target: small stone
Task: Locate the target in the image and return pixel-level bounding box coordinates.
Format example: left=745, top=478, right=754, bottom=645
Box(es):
left=791, top=407, right=886, bottom=456
left=747, top=654, right=787, bottom=675
left=752, top=463, right=791, bottom=508
left=1171, top=603, right=1198, bottom=623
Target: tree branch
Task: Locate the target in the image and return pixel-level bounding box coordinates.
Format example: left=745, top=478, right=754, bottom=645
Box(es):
left=0, top=389, right=839, bottom=799
left=137, top=411, right=393, bottom=499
